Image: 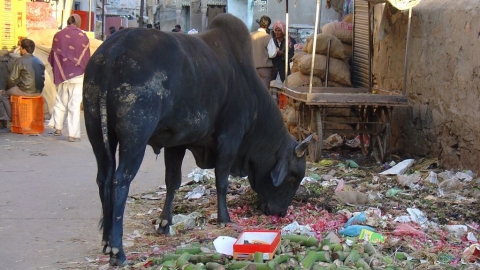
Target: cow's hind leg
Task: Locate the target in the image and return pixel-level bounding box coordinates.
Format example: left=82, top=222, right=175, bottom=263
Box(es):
left=157, top=146, right=186, bottom=234
left=107, top=144, right=148, bottom=266
left=83, top=101, right=119, bottom=255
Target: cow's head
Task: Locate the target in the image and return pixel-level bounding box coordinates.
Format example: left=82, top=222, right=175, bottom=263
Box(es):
left=250, top=135, right=312, bottom=216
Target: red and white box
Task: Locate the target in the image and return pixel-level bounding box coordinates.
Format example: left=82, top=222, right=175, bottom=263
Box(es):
left=233, top=230, right=281, bottom=260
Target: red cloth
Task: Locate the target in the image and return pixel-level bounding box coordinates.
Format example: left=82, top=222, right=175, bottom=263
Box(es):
left=48, top=25, right=91, bottom=85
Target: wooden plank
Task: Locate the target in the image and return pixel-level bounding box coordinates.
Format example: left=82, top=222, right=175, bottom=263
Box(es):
left=305, top=93, right=408, bottom=106
left=284, top=86, right=370, bottom=94
left=281, top=86, right=408, bottom=106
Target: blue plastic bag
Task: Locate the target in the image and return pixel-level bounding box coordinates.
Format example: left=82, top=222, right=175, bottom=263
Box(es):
left=338, top=225, right=376, bottom=237
left=344, top=212, right=366, bottom=228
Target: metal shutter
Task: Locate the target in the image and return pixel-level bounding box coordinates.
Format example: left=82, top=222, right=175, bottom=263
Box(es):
left=352, top=0, right=371, bottom=89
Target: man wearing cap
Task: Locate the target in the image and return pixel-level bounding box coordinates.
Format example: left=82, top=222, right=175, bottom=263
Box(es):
left=48, top=14, right=91, bottom=142
left=250, top=15, right=273, bottom=89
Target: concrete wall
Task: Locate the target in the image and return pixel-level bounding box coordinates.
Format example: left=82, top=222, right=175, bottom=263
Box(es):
left=371, top=0, right=480, bottom=172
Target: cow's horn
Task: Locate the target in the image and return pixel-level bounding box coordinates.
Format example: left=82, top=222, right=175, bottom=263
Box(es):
left=295, top=134, right=314, bottom=157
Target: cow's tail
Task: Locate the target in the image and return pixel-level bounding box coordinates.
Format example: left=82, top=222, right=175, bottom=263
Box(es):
left=98, top=47, right=122, bottom=231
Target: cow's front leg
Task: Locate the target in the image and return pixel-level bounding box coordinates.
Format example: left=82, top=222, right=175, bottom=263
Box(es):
left=215, top=171, right=231, bottom=224
left=157, top=146, right=186, bottom=234
left=215, top=135, right=242, bottom=224
left=107, top=147, right=146, bottom=266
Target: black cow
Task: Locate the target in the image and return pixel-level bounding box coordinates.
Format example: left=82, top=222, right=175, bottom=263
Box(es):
left=83, top=14, right=311, bottom=266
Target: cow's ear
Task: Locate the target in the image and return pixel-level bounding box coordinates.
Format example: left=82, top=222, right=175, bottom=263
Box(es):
left=270, top=156, right=288, bottom=187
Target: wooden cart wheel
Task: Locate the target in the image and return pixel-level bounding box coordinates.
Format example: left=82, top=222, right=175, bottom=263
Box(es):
left=370, top=107, right=391, bottom=163
left=307, top=107, right=323, bottom=163
left=360, top=106, right=374, bottom=156
left=295, top=102, right=307, bottom=142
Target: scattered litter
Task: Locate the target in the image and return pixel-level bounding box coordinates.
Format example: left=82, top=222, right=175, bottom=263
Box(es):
left=141, top=193, right=162, bottom=200
left=345, top=160, right=359, bottom=168
left=339, top=225, right=376, bottom=237
left=427, top=171, right=438, bottom=184
left=187, top=168, right=215, bottom=182
left=90, top=157, right=480, bottom=269
left=317, top=159, right=335, bottom=166
left=406, top=208, right=431, bottom=228
left=185, top=185, right=208, bottom=199
left=462, top=244, right=480, bottom=263
left=334, top=179, right=344, bottom=193
left=323, top=134, right=343, bottom=149
left=438, top=177, right=463, bottom=194
left=281, top=221, right=314, bottom=236
left=438, top=170, right=455, bottom=180
left=456, top=171, right=473, bottom=182
left=467, top=232, right=478, bottom=242
left=344, top=212, right=366, bottom=227
left=213, top=236, right=237, bottom=256
left=385, top=187, right=404, bottom=197
left=169, top=212, right=202, bottom=235
left=345, top=134, right=369, bottom=148
left=359, top=228, right=385, bottom=244
left=392, top=223, right=425, bottom=237
left=379, top=159, right=414, bottom=175
left=333, top=190, right=369, bottom=206
left=445, top=225, right=468, bottom=238
left=324, top=231, right=341, bottom=244
left=396, top=173, right=422, bottom=188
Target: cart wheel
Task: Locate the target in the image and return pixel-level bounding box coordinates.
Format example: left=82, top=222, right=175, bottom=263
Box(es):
left=360, top=106, right=374, bottom=156
left=308, top=107, right=322, bottom=163
left=295, top=102, right=307, bottom=142
left=370, top=107, right=391, bottom=163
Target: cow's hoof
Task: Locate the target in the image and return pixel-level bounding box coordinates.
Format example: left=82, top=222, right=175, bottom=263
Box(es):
left=156, top=218, right=170, bottom=235
left=109, top=256, right=128, bottom=266
left=109, top=247, right=127, bottom=266
left=102, top=242, right=111, bottom=254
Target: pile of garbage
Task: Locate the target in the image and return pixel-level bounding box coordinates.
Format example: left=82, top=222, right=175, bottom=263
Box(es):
left=75, top=155, right=479, bottom=269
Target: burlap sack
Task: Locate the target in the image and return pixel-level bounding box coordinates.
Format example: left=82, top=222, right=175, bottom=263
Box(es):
left=321, top=22, right=353, bottom=44
left=291, top=52, right=308, bottom=73
left=305, top=33, right=345, bottom=60
left=302, top=35, right=313, bottom=53
left=323, top=80, right=350, bottom=87
left=286, top=72, right=322, bottom=88
left=342, top=14, right=354, bottom=24
left=298, top=54, right=352, bottom=86
left=342, top=42, right=352, bottom=59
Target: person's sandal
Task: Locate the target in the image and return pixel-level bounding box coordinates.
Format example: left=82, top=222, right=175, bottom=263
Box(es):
left=68, top=136, right=81, bottom=142
left=54, top=130, right=62, bottom=136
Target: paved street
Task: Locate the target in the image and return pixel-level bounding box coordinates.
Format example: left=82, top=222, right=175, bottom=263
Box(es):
left=0, top=115, right=197, bottom=269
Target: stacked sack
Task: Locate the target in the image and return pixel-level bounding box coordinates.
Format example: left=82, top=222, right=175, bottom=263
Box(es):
left=321, top=15, right=353, bottom=63
left=287, top=32, right=351, bottom=88
left=26, top=2, right=58, bottom=31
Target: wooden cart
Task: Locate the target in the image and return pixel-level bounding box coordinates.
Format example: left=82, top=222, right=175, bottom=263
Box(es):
left=275, top=0, right=415, bottom=163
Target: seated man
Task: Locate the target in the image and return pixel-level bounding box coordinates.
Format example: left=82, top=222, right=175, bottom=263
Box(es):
left=0, top=50, right=13, bottom=128
left=0, top=39, right=45, bottom=128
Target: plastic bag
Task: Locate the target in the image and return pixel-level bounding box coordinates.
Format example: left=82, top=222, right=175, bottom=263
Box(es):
left=339, top=225, right=375, bottom=237
left=392, top=223, right=424, bottom=237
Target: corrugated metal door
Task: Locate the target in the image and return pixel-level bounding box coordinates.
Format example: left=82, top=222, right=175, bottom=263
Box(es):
left=352, top=0, right=371, bottom=88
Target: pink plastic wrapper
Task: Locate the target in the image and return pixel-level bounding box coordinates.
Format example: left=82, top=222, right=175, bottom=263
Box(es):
left=392, top=223, right=425, bottom=237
